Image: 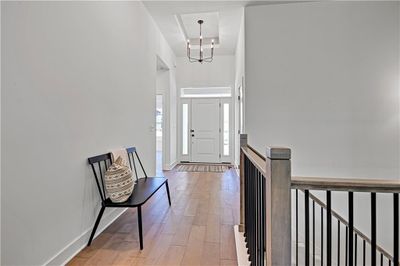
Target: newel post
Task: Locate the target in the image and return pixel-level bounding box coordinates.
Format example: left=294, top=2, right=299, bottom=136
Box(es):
left=265, top=147, right=292, bottom=266
left=239, top=134, right=248, bottom=232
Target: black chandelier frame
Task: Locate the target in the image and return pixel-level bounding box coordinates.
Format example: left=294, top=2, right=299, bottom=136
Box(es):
left=186, top=20, right=214, bottom=63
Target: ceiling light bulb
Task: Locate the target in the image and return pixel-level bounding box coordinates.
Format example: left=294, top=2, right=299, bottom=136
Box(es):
left=200, top=35, right=203, bottom=39
left=212, top=39, right=215, bottom=44
left=187, top=39, right=190, bottom=43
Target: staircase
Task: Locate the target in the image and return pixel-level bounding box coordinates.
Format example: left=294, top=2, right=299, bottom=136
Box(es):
left=237, top=134, right=400, bottom=266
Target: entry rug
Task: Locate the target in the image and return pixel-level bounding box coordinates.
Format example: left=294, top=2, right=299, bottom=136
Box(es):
left=175, top=163, right=233, bottom=173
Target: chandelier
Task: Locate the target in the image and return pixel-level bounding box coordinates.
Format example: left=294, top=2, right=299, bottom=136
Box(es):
left=186, top=20, right=214, bottom=63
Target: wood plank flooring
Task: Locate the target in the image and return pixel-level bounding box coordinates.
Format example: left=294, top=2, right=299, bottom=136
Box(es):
left=68, top=168, right=240, bottom=266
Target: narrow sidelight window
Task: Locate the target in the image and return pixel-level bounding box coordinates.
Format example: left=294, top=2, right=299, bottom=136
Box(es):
left=182, top=104, right=189, bottom=155
left=223, top=103, right=230, bottom=156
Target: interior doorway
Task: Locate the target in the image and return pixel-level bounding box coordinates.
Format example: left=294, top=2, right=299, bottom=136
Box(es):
left=156, top=56, right=169, bottom=175
left=156, top=94, right=163, bottom=176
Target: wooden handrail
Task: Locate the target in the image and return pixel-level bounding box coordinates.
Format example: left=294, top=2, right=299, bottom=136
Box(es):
left=242, top=145, right=400, bottom=192
left=241, top=145, right=267, bottom=176
left=292, top=176, right=400, bottom=193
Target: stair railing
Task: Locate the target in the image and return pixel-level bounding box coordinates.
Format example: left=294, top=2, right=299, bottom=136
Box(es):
left=239, top=134, right=400, bottom=266
left=300, top=189, right=394, bottom=266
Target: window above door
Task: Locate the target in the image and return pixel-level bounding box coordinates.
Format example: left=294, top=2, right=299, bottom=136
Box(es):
left=180, top=87, right=231, bottom=98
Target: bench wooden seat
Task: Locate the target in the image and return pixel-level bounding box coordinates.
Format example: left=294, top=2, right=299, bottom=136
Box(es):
left=87, top=147, right=171, bottom=250
left=103, top=177, right=168, bottom=207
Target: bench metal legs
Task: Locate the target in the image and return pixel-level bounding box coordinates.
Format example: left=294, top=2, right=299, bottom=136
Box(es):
left=134, top=181, right=169, bottom=250
left=165, top=181, right=171, bottom=206
left=137, top=206, right=143, bottom=250
left=88, top=205, right=105, bottom=246
left=87, top=180, right=171, bottom=250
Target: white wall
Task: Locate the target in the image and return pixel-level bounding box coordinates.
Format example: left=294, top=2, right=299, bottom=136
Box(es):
left=1, top=2, right=176, bottom=265
left=245, top=1, right=399, bottom=179
left=176, top=55, right=235, bottom=89
left=234, top=9, right=245, bottom=166
left=245, top=1, right=399, bottom=259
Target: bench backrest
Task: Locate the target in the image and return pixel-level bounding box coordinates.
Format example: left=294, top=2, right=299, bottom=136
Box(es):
left=87, top=147, right=148, bottom=202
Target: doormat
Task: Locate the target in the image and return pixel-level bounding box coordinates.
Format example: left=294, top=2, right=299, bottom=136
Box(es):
left=175, top=163, right=233, bottom=173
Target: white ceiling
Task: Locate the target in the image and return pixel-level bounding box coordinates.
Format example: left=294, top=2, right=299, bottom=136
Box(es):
left=144, top=1, right=305, bottom=57
left=143, top=1, right=247, bottom=57
left=180, top=12, right=219, bottom=40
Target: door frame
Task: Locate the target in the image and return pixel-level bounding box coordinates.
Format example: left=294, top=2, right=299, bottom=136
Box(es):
left=178, top=97, right=234, bottom=163
left=155, top=93, right=166, bottom=172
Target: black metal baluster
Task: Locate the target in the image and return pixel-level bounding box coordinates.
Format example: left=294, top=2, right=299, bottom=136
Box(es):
left=380, top=253, right=383, bottom=266
left=305, top=190, right=310, bottom=266
left=244, top=158, right=247, bottom=240
left=254, top=167, right=257, bottom=265
left=244, top=158, right=248, bottom=247
left=255, top=169, right=258, bottom=266
left=345, top=227, right=348, bottom=266
left=258, top=171, right=261, bottom=266
left=251, top=163, right=255, bottom=263
left=255, top=169, right=258, bottom=265
left=248, top=162, right=252, bottom=262
left=257, top=172, right=260, bottom=266
left=251, top=163, right=254, bottom=264
left=349, top=192, right=354, bottom=266
left=363, top=239, right=366, bottom=266
left=257, top=171, right=260, bottom=265
left=248, top=160, right=251, bottom=261
left=261, top=176, right=265, bottom=265
left=245, top=158, right=248, bottom=252
left=327, top=191, right=332, bottom=266
left=313, top=201, right=316, bottom=266
left=296, top=189, right=299, bottom=266
left=394, top=193, right=399, bottom=266
left=338, top=220, right=341, bottom=266
left=354, top=234, right=357, bottom=266
left=251, top=164, right=255, bottom=264
left=372, top=192, right=377, bottom=266
left=321, top=206, right=324, bottom=266
left=244, top=157, right=247, bottom=238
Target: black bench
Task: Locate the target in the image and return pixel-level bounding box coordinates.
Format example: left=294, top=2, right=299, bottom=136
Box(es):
left=87, top=147, right=171, bottom=249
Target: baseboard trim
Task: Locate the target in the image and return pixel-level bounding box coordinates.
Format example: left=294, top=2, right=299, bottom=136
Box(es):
left=233, top=225, right=250, bottom=266
left=44, top=208, right=127, bottom=266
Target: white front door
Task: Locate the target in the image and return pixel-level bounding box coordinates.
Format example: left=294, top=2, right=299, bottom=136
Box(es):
left=191, top=98, right=220, bottom=162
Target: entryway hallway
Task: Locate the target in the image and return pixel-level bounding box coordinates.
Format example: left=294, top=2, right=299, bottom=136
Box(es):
left=68, top=169, right=239, bottom=265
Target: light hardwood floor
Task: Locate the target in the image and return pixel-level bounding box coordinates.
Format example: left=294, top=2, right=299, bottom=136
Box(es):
left=68, top=168, right=240, bottom=266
